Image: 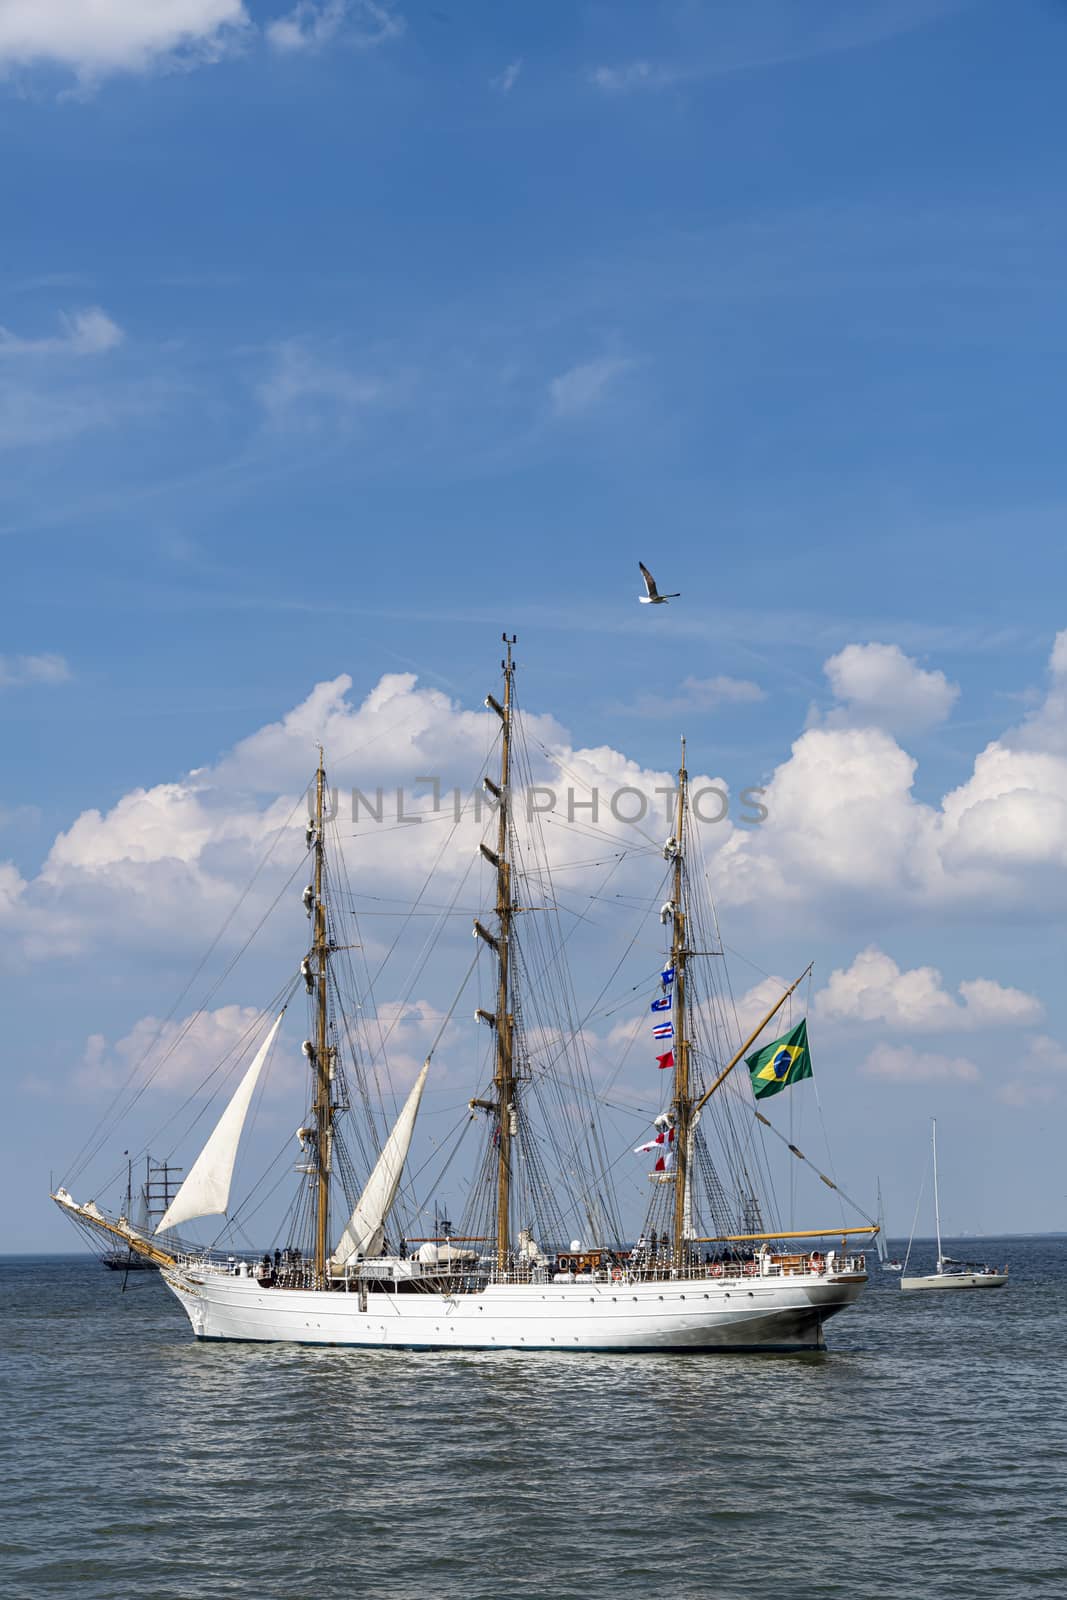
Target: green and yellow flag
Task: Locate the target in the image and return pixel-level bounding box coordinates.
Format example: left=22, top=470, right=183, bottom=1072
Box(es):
left=745, top=1019, right=813, bottom=1100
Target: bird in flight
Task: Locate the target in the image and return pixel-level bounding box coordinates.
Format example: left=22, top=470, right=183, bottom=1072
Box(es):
left=638, top=561, right=680, bottom=605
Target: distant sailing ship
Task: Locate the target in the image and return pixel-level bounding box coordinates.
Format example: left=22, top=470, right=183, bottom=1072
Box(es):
left=100, top=1156, right=182, bottom=1271
left=876, top=1179, right=902, bottom=1273
left=55, top=638, right=874, bottom=1351
left=900, top=1121, right=1007, bottom=1292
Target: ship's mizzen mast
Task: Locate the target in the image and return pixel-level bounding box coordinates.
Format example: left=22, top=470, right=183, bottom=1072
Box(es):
left=312, top=750, right=332, bottom=1286
left=477, top=635, right=517, bottom=1272
left=670, top=739, right=691, bottom=1261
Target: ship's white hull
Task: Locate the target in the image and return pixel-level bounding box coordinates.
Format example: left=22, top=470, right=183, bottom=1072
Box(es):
left=162, top=1265, right=866, bottom=1352
left=900, top=1271, right=1007, bottom=1292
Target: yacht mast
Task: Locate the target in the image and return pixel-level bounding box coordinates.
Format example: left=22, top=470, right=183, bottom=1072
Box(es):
left=312, top=751, right=332, bottom=1285
left=670, top=739, right=691, bottom=1260
left=931, top=1118, right=942, bottom=1269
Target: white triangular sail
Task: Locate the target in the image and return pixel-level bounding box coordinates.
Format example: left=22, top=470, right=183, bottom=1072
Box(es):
left=155, top=1011, right=285, bottom=1234
left=332, top=1059, right=429, bottom=1269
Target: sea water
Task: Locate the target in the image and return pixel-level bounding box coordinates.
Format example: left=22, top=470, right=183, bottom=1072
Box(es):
left=2, top=1239, right=1064, bottom=1599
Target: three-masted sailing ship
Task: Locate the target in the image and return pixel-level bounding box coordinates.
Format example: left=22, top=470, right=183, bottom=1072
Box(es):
left=54, top=639, right=873, bottom=1351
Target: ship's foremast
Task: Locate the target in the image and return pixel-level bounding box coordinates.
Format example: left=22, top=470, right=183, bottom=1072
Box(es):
left=473, top=635, right=518, bottom=1272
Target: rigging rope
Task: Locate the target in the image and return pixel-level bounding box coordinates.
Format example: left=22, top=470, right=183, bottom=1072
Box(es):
left=751, top=1109, right=880, bottom=1230
left=64, top=815, right=311, bottom=1188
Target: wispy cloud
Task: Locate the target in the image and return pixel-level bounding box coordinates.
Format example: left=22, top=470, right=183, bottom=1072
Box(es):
left=998, top=1034, right=1067, bottom=1106
left=0, top=308, right=164, bottom=451
left=0, top=307, right=124, bottom=358
left=622, top=675, right=766, bottom=717
left=257, top=340, right=396, bottom=430
left=549, top=356, right=634, bottom=418
left=861, top=1043, right=981, bottom=1084
left=589, top=1, right=965, bottom=96
left=490, top=58, right=522, bottom=95
left=590, top=60, right=677, bottom=94
left=267, top=0, right=404, bottom=55
left=0, top=379, right=161, bottom=451
left=0, top=653, right=71, bottom=689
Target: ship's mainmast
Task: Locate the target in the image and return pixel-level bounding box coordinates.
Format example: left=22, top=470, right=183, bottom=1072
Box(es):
left=476, top=636, right=517, bottom=1272
left=670, top=739, right=691, bottom=1261
left=311, top=752, right=332, bottom=1285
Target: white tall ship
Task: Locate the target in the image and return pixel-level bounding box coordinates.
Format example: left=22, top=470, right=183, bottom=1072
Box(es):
left=900, top=1121, right=1008, bottom=1292
left=55, top=638, right=872, bottom=1352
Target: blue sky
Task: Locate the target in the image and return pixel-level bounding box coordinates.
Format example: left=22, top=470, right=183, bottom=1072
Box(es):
left=3, top=0, right=1067, bottom=1249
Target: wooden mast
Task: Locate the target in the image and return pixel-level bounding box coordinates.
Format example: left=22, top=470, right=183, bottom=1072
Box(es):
left=484, top=636, right=516, bottom=1271
left=312, top=749, right=332, bottom=1285
left=670, top=738, right=690, bottom=1261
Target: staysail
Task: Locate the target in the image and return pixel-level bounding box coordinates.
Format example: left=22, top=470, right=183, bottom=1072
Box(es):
left=155, top=1010, right=285, bottom=1234
left=331, top=1059, right=429, bottom=1269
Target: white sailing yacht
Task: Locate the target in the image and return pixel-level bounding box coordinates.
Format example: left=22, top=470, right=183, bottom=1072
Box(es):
left=54, top=638, right=874, bottom=1351
left=900, top=1121, right=1008, bottom=1292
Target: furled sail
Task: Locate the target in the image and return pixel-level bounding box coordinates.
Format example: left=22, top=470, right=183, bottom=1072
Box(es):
left=155, top=1011, right=285, bottom=1234
left=331, top=1059, right=429, bottom=1269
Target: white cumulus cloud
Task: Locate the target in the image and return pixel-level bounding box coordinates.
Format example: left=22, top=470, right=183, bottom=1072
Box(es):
left=77, top=1003, right=271, bottom=1095
left=8, top=628, right=1067, bottom=991
left=817, top=947, right=1043, bottom=1032
left=0, top=0, right=248, bottom=80
left=823, top=641, right=959, bottom=734
left=715, top=630, right=1067, bottom=917
left=0, top=669, right=732, bottom=967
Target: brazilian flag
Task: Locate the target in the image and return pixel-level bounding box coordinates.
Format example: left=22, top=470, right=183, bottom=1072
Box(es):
left=746, top=1020, right=813, bottom=1100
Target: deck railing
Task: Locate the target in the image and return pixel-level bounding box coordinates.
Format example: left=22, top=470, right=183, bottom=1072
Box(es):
left=177, top=1249, right=867, bottom=1289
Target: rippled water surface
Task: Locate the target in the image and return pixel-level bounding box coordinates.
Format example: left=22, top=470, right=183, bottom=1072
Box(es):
left=3, top=1242, right=1065, bottom=1599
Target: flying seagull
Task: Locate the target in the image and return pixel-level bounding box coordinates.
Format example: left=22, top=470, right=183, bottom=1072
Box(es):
left=638, top=561, right=680, bottom=605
